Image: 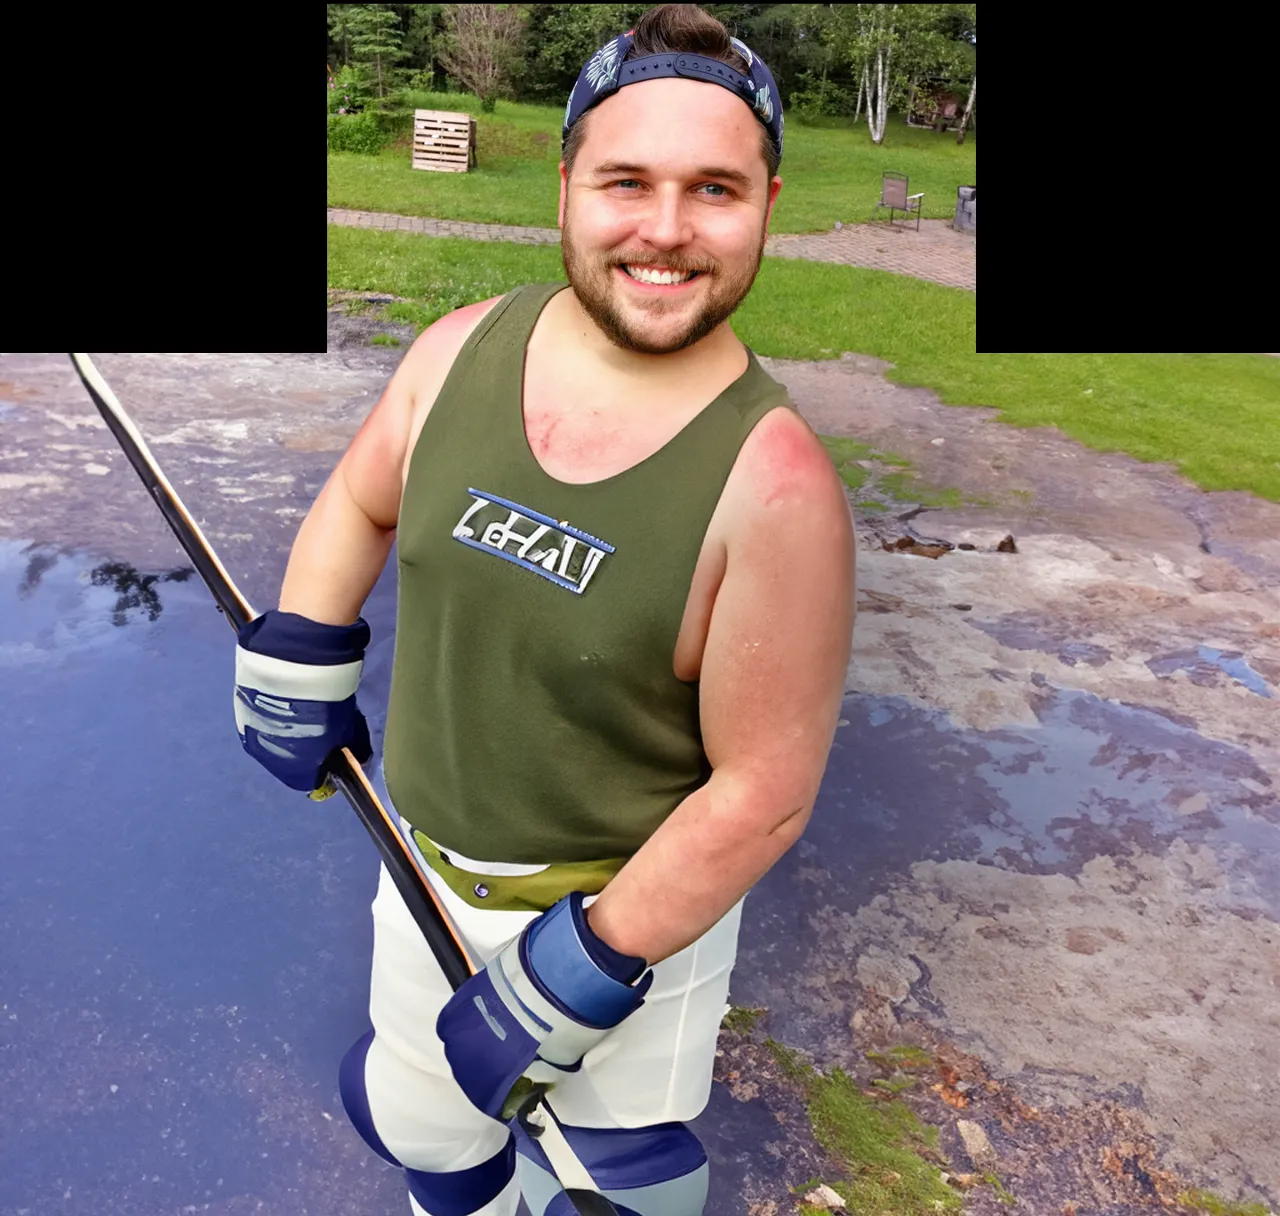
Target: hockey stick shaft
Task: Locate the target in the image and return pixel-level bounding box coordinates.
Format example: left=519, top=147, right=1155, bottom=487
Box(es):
left=68, top=353, right=615, bottom=1212
left=67, top=352, right=473, bottom=991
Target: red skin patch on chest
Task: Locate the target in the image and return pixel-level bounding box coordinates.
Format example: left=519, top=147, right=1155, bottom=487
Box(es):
left=527, top=411, right=561, bottom=455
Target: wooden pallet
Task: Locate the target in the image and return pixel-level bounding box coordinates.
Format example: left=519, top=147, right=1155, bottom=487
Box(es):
left=412, top=109, right=476, bottom=173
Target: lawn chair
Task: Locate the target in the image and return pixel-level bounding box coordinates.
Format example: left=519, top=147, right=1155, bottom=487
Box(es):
left=871, top=172, right=924, bottom=231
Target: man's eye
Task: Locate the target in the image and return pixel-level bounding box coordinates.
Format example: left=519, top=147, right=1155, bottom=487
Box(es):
left=610, top=181, right=730, bottom=197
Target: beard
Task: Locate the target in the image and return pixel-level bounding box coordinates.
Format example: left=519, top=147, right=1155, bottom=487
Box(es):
left=559, top=207, right=768, bottom=357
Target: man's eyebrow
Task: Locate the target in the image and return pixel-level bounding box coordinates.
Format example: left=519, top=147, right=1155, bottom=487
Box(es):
left=588, top=161, right=755, bottom=191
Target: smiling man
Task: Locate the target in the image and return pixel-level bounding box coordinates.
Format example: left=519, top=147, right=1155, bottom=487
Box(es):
left=237, top=5, right=855, bottom=1215
left=556, top=61, right=779, bottom=371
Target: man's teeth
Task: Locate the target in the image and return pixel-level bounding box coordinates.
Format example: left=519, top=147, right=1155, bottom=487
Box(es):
left=623, top=265, right=697, bottom=285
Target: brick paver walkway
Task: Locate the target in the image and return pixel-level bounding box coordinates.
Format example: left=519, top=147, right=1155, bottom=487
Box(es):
left=327, top=207, right=975, bottom=292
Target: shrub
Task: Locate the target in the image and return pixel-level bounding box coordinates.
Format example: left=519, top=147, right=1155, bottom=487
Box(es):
left=789, top=70, right=862, bottom=124
left=327, top=112, right=387, bottom=154
left=328, top=64, right=372, bottom=116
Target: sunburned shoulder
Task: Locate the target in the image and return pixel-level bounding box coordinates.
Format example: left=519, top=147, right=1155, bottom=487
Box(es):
left=734, top=405, right=849, bottom=519
left=391, top=293, right=507, bottom=433
left=402, top=293, right=505, bottom=369
left=389, top=294, right=509, bottom=498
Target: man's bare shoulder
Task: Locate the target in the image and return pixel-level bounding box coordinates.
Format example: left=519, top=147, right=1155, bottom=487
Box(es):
left=402, top=293, right=506, bottom=382
left=731, top=404, right=849, bottom=522
left=336, top=293, right=507, bottom=530
left=397, top=294, right=506, bottom=482
left=698, top=401, right=855, bottom=806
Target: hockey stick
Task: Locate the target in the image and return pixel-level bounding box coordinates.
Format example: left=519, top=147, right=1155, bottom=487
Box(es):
left=68, top=353, right=619, bottom=1216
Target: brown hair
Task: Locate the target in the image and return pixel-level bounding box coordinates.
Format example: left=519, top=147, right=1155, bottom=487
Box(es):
left=562, top=4, right=779, bottom=187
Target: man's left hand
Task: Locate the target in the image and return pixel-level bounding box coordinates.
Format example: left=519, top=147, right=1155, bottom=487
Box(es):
left=436, top=891, right=652, bottom=1119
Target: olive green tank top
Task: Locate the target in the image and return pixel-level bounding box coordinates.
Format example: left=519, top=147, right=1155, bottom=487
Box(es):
left=383, top=281, right=794, bottom=865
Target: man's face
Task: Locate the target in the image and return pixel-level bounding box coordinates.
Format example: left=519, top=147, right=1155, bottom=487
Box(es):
left=558, top=77, right=782, bottom=360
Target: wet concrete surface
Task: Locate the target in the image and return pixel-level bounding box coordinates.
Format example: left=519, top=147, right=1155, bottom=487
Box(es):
left=1, top=331, right=1278, bottom=1214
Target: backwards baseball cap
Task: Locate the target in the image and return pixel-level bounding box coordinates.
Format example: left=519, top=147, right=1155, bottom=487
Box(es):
left=563, top=29, right=784, bottom=168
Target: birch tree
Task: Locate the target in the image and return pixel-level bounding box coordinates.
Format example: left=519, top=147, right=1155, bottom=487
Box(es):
left=822, top=2, right=974, bottom=145
left=956, top=75, right=976, bottom=144
left=864, top=4, right=898, bottom=144
left=954, top=3, right=977, bottom=144
left=817, top=2, right=895, bottom=143
left=854, top=61, right=869, bottom=123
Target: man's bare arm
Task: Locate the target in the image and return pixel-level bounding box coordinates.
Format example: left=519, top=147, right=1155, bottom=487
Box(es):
left=586, top=409, right=856, bottom=964
left=275, top=424, right=404, bottom=625
left=276, top=304, right=489, bottom=625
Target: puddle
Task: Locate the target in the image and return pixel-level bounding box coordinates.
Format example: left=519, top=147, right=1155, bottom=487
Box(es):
left=970, top=685, right=1280, bottom=883
left=1143, top=645, right=1274, bottom=699
left=0, top=535, right=405, bottom=1216
left=0, top=539, right=208, bottom=667
left=969, top=614, right=1113, bottom=668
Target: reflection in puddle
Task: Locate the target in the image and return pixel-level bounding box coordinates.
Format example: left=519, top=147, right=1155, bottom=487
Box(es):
left=831, top=687, right=1279, bottom=916
left=1196, top=645, right=1272, bottom=698
left=1146, top=646, right=1274, bottom=698
left=1, top=539, right=204, bottom=663
left=86, top=560, right=196, bottom=625
left=968, top=687, right=1278, bottom=881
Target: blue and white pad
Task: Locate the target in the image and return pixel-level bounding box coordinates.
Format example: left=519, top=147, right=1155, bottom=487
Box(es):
left=340, top=1028, right=520, bottom=1216
left=512, top=1116, right=709, bottom=1216
left=436, top=892, right=653, bottom=1120
left=233, top=611, right=371, bottom=790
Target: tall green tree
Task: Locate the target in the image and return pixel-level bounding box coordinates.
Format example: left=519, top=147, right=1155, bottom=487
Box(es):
left=815, top=2, right=975, bottom=144
left=328, top=4, right=356, bottom=69
left=894, top=3, right=961, bottom=124
left=347, top=4, right=407, bottom=102
left=388, top=3, right=447, bottom=91
left=503, top=5, right=638, bottom=105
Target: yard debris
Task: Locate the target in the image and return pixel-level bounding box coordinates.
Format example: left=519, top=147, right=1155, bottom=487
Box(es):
left=933, top=1060, right=971, bottom=1108
left=956, top=1119, right=997, bottom=1166
left=883, top=536, right=951, bottom=559
left=802, top=1184, right=847, bottom=1209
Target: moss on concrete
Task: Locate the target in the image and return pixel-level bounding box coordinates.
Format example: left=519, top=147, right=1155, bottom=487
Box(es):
left=720, top=1005, right=767, bottom=1034
left=984, top=1171, right=1018, bottom=1206
left=763, top=1038, right=962, bottom=1215
left=1177, top=1189, right=1273, bottom=1216
left=818, top=433, right=993, bottom=513
left=866, top=1045, right=936, bottom=1071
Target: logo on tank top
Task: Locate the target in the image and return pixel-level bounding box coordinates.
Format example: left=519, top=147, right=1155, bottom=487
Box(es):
left=453, top=488, right=615, bottom=594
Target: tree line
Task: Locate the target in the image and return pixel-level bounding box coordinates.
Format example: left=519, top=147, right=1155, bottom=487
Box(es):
left=328, top=4, right=976, bottom=146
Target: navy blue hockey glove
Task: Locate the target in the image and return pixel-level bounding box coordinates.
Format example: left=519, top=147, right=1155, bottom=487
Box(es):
left=436, top=892, right=652, bottom=1119
left=233, top=609, right=372, bottom=793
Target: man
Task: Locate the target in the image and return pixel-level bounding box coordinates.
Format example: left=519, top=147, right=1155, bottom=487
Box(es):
left=236, top=6, right=855, bottom=1214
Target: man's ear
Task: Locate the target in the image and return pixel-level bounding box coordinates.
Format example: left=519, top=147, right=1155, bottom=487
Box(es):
left=763, top=175, right=783, bottom=237
left=558, top=162, right=569, bottom=229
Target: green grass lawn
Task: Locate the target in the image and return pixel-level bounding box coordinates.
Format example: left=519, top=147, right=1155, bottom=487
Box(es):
left=328, top=93, right=975, bottom=232
left=328, top=94, right=1280, bottom=504
left=328, top=226, right=1280, bottom=503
